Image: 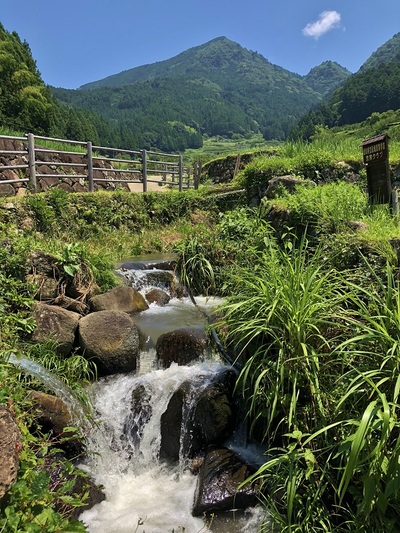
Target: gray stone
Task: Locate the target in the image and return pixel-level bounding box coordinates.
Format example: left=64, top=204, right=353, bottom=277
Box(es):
left=32, top=303, right=81, bottom=356
left=79, top=310, right=140, bottom=375
left=156, top=327, right=208, bottom=368
left=90, top=285, right=149, bottom=314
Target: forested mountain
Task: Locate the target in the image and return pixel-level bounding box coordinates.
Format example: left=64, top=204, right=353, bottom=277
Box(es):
left=303, top=61, right=351, bottom=96
left=360, top=31, right=400, bottom=71
left=290, top=32, right=400, bottom=139
left=53, top=37, right=323, bottom=148
left=3, top=22, right=399, bottom=152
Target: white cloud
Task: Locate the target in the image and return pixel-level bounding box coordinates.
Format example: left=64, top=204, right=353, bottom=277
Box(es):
left=302, top=10, right=341, bottom=39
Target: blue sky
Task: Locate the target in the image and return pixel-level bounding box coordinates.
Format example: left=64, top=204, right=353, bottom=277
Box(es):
left=1, top=0, right=400, bottom=89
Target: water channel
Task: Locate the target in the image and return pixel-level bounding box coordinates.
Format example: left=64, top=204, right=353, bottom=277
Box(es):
left=13, top=255, right=268, bottom=532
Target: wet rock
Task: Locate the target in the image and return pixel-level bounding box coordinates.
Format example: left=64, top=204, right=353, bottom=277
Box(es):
left=156, top=327, right=208, bottom=368
left=125, top=384, right=153, bottom=449
left=79, top=310, right=140, bottom=375
left=0, top=406, right=21, bottom=500
left=192, top=447, right=259, bottom=517
left=90, top=285, right=149, bottom=314
left=68, top=474, right=106, bottom=519
left=145, top=288, right=170, bottom=306
left=191, top=370, right=236, bottom=450
left=32, top=303, right=81, bottom=356
left=160, top=382, right=189, bottom=461
left=134, top=270, right=183, bottom=297
left=43, top=453, right=105, bottom=519
left=160, top=370, right=236, bottom=461
left=29, top=390, right=72, bottom=436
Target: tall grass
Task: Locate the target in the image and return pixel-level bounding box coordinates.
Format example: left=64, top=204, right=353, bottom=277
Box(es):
left=218, top=236, right=345, bottom=442
left=216, top=227, right=400, bottom=531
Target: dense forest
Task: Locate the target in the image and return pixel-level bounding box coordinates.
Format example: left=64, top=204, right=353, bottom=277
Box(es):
left=2, top=22, right=399, bottom=152
left=53, top=37, right=329, bottom=149
left=291, top=31, right=400, bottom=140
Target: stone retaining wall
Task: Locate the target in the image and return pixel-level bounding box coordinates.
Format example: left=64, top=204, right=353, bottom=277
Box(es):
left=0, top=138, right=134, bottom=197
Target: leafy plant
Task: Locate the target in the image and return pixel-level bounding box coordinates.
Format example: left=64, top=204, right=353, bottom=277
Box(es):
left=175, top=235, right=216, bottom=296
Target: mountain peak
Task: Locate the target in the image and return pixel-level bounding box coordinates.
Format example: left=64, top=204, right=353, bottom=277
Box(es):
left=304, top=60, right=352, bottom=96
left=79, top=36, right=272, bottom=90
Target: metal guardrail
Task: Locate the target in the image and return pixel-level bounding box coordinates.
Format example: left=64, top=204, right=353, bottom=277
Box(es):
left=0, top=133, right=194, bottom=193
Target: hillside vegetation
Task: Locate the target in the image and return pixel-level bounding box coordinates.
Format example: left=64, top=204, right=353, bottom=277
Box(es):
left=292, top=31, right=400, bottom=139
left=51, top=37, right=333, bottom=149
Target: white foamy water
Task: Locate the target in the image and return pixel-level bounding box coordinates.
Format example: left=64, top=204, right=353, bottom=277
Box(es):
left=80, top=262, right=266, bottom=532
left=80, top=362, right=222, bottom=532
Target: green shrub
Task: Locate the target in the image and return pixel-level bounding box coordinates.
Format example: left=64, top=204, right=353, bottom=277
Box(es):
left=284, top=181, right=368, bottom=231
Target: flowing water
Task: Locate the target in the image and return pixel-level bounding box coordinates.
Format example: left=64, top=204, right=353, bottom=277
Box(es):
left=13, top=258, right=268, bottom=532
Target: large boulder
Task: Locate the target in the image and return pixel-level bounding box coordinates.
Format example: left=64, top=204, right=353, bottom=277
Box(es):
left=0, top=406, right=21, bottom=500
left=156, top=327, right=209, bottom=368
left=79, top=310, right=140, bottom=375
left=32, top=303, right=81, bottom=356
left=145, top=288, right=170, bottom=306
left=90, top=285, right=149, bottom=314
left=192, top=447, right=260, bottom=517
left=160, top=370, right=236, bottom=461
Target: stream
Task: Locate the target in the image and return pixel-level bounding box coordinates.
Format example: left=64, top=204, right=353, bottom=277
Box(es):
left=13, top=255, right=268, bottom=532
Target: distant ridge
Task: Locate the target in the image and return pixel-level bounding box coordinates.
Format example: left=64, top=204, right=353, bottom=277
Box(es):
left=360, top=31, right=400, bottom=71
left=54, top=37, right=326, bottom=145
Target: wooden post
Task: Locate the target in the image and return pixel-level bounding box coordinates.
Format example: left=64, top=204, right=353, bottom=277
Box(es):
left=392, top=189, right=399, bottom=216
left=178, top=155, right=183, bottom=192
left=141, top=149, right=147, bottom=192
left=27, top=133, right=37, bottom=192
left=87, top=141, right=94, bottom=192
left=193, top=160, right=202, bottom=190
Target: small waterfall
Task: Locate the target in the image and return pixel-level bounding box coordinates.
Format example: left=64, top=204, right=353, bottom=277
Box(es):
left=10, top=256, right=266, bottom=532
left=80, top=360, right=229, bottom=533
left=7, top=352, right=92, bottom=434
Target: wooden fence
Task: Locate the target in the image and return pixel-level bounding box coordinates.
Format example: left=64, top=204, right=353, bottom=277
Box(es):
left=0, top=133, right=196, bottom=194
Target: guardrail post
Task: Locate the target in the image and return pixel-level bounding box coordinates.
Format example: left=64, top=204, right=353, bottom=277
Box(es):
left=86, top=141, right=94, bottom=192
left=178, top=155, right=183, bottom=192
left=141, top=149, right=147, bottom=192
left=27, top=133, right=37, bottom=192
